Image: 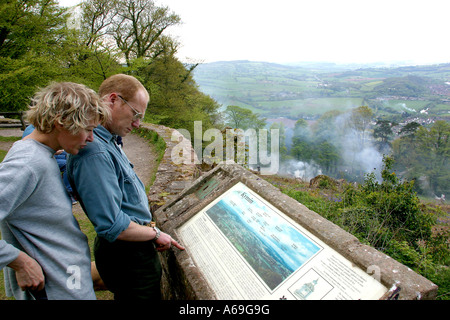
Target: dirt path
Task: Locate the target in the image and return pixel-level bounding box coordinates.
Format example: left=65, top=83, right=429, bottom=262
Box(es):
left=0, top=128, right=157, bottom=186
left=120, top=132, right=157, bottom=187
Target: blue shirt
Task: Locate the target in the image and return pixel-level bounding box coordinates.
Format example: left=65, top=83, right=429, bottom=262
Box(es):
left=67, top=125, right=152, bottom=242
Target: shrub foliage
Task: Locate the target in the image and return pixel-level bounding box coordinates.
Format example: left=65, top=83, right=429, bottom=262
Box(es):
left=280, top=156, right=449, bottom=299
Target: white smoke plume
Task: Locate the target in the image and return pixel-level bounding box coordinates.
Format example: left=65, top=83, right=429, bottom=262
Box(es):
left=279, top=110, right=384, bottom=183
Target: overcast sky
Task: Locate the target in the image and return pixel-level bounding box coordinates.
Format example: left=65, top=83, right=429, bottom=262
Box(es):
left=60, top=0, right=450, bottom=65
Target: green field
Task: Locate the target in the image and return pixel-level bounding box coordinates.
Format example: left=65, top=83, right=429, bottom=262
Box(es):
left=194, top=61, right=450, bottom=121
left=257, top=97, right=363, bottom=117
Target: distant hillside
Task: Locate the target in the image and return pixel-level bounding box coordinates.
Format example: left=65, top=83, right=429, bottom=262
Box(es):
left=372, top=75, right=431, bottom=97
left=193, top=60, right=450, bottom=121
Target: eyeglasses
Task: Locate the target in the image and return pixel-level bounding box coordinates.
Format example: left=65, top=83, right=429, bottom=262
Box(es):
left=118, top=95, right=144, bottom=121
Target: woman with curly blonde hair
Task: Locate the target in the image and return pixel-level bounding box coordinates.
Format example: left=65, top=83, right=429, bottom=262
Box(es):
left=25, top=82, right=110, bottom=154
left=0, top=82, right=109, bottom=300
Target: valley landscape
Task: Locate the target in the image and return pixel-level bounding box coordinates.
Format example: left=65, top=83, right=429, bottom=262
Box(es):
left=194, top=60, right=450, bottom=123
left=191, top=61, right=449, bottom=300
left=194, top=61, right=450, bottom=195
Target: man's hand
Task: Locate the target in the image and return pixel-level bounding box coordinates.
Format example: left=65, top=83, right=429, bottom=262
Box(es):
left=117, top=222, right=185, bottom=251
left=8, top=251, right=45, bottom=291
left=154, top=232, right=185, bottom=252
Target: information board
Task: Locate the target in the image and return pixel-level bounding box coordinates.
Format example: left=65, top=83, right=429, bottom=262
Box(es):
left=177, top=182, right=388, bottom=300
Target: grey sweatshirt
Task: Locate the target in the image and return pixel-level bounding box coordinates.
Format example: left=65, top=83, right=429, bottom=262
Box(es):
left=0, top=139, right=95, bottom=300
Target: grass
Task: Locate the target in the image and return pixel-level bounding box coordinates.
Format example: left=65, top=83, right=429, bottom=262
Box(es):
left=262, top=174, right=449, bottom=300
left=132, top=126, right=166, bottom=189
left=0, top=136, right=21, bottom=143
left=259, top=97, right=363, bottom=117
left=0, top=149, right=7, bottom=162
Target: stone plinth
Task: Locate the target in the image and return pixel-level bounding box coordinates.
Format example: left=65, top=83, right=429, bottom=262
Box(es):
left=154, top=164, right=438, bottom=300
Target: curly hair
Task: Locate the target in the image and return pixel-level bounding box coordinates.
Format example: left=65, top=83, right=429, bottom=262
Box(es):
left=26, top=82, right=110, bottom=134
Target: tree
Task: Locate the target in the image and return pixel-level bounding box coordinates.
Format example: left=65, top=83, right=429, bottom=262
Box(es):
left=0, top=0, right=221, bottom=136
left=0, top=0, right=67, bottom=59
left=373, top=119, right=397, bottom=152
left=291, top=114, right=343, bottom=175
left=224, top=105, right=266, bottom=130
left=347, top=106, right=374, bottom=149
left=0, top=0, right=69, bottom=111
left=80, top=0, right=181, bottom=66
left=291, top=138, right=314, bottom=162
left=79, top=0, right=117, bottom=49
left=78, top=0, right=219, bottom=134
left=293, top=118, right=310, bottom=139
left=315, top=141, right=340, bottom=174
left=414, top=121, right=450, bottom=195
left=78, top=0, right=182, bottom=71
left=291, top=118, right=314, bottom=162
left=142, top=55, right=220, bottom=135
left=392, top=121, right=449, bottom=196
left=399, top=121, right=421, bottom=136
left=311, top=110, right=343, bottom=146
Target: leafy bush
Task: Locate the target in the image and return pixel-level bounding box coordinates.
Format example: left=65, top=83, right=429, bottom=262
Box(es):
left=358, top=156, right=435, bottom=247
left=279, top=155, right=449, bottom=299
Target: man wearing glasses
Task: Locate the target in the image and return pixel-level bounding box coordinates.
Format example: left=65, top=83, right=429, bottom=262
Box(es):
left=67, top=74, right=184, bottom=301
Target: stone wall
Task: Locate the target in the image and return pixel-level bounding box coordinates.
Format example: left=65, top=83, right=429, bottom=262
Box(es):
left=141, top=123, right=199, bottom=211
left=140, top=123, right=203, bottom=299
left=141, top=123, right=438, bottom=300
